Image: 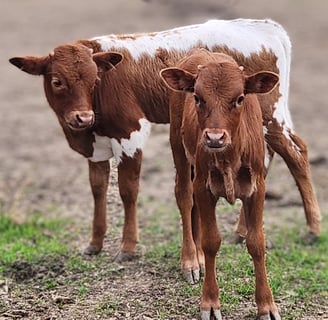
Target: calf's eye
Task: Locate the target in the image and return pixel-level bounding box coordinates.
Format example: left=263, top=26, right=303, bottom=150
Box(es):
left=235, top=95, right=245, bottom=107
left=194, top=94, right=200, bottom=104
left=51, top=78, right=63, bottom=88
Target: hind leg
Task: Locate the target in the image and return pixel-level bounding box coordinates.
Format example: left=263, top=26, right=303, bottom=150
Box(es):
left=234, top=146, right=274, bottom=243
left=171, top=136, right=200, bottom=283
left=169, top=96, right=201, bottom=283
left=234, top=206, right=247, bottom=241
left=114, top=151, right=142, bottom=262
left=266, top=119, right=321, bottom=240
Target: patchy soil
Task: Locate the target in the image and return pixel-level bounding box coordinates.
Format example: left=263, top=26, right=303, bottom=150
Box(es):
left=1, top=0, right=327, bottom=319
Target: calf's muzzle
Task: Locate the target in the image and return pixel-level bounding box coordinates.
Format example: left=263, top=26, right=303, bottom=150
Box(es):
left=203, top=128, right=230, bottom=150
left=66, top=110, right=95, bottom=130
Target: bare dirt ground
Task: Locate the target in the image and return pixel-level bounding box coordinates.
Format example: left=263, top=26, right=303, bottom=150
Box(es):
left=1, top=0, right=327, bottom=319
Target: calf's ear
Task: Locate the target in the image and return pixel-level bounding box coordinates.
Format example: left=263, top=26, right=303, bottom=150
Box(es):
left=93, top=52, right=123, bottom=73
left=245, top=71, right=279, bottom=94
left=160, top=67, right=195, bottom=92
left=9, top=56, right=49, bottom=75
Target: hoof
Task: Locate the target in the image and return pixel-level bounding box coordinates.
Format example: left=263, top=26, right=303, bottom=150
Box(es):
left=183, top=268, right=200, bottom=284
left=200, top=309, right=222, bottom=320
left=83, top=244, right=102, bottom=255
left=113, top=251, right=137, bottom=263
left=303, top=231, right=319, bottom=245
left=113, top=244, right=145, bottom=263
left=257, top=311, right=281, bottom=320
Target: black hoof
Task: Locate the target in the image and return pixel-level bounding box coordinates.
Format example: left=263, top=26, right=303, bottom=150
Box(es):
left=83, top=244, right=102, bottom=256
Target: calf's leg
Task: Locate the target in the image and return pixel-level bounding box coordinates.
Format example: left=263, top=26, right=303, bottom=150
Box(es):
left=84, top=160, right=110, bottom=255
left=194, top=181, right=222, bottom=320
left=243, top=179, right=280, bottom=319
left=114, top=151, right=142, bottom=262
left=170, top=126, right=201, bottom=283
left=234, top=147, right=274, bottom=243
left=234, top=206, right=247, bottom=240
left=191, top=198, right=205, bottom=273
left=266, top=120, right=321, bottom=241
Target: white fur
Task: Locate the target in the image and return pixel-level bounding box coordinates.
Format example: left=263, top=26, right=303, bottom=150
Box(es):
left=264, top=147, right=272, bottom=170
left=93, top=19, right=301, bottom=153
left=111, top=118, right=151, bottom=162
left=88, top=133, right=113, bottom=162
left=89, top=118, right=151, bottom=163
left=93, top=19, right=293, bottom=130
left=94, top=19, right=285, bottom=61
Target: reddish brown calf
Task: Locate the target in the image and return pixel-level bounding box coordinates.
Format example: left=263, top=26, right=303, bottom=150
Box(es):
left=161, top=50, right=281, bottom=319
left=9, top=45, right=148, bottom=261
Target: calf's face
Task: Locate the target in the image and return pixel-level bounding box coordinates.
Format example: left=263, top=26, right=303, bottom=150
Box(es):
left=161, top=55, right=279, bottom=152
left=10, top=45, right=122, bottom=131
left=193, top=62, right=246, bottom=151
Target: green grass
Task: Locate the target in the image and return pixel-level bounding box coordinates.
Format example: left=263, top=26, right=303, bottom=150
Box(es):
left=0, top=208, right=327, bottom=319
left=0, top=213, right=68, bottom=271
left=266, top=229, right=328, bottom=319
left=144, top=211, right=328, bottom=318
left=0, top=211, right=125, bottom=296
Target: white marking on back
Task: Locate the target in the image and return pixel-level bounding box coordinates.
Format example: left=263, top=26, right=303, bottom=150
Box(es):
left=93, top=19, right=293, bottom=127
left=94, top=19, right=283, bottom=60
left=93, top=19, right=300, bottom=153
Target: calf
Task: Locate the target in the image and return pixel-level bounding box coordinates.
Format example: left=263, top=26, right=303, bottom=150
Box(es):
left=9, top=19, right=320, bottom=281
left=161, top=49, right=280, bottom=320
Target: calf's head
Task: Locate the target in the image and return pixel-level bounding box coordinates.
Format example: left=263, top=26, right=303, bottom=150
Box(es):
left=161, top=53, right=279, bottom=152
left=10, top=44, right=122, bottom=131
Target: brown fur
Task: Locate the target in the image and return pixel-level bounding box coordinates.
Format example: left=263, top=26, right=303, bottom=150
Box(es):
left=161, top=49, right=280, bottom=318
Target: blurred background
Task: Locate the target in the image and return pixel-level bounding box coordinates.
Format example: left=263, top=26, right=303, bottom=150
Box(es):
left=1, top=0, right=327, bottom=223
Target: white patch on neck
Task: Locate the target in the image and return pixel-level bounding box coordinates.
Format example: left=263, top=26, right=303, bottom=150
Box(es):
left=110, top=118, right=151, bottom=162
left=88, top=118, right=151, bottom=163
left=88, top=134, right=114, bottom=162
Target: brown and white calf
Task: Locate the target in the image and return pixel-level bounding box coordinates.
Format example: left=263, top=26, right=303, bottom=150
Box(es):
left=161, top=49, right=281, bottom=320
left=9, top=19, right=320, bottom=279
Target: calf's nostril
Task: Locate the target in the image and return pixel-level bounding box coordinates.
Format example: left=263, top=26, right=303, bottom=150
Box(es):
left=204, top=130, right=228, bottom=149
left=76, top=114, right=83, bottom=123
left=75, top=113, right=94, bottom=125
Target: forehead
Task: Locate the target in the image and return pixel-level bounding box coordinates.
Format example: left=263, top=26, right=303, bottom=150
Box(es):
left=195, top=61, right=244, bottom=96
left=50, top=45, right=95, bottom=76
left=53, top=44, right=92, bottom=62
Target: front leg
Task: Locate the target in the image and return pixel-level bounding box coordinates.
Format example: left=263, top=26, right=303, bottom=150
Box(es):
left=114, top=150, right=142, bottom=262
left=84, top=160, right=110, bottom=255
left=243, top=177, right=280, bottom=319
left=194, top=177, right=222, bottom=320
